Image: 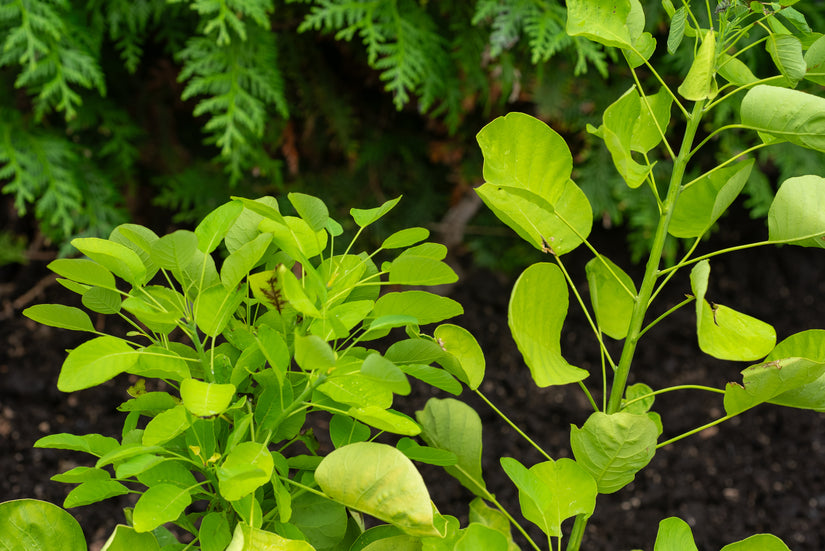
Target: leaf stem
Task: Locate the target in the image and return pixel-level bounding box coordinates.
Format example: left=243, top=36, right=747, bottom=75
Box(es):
left=565, top=514, right=588, bottom=551
left=620, top=384, right=724, bottom=410
left=474, top=389, right=553, bottom=463
left=638, top=296, right=694, bottom=338
left=656, top=413, right=736, bottom=448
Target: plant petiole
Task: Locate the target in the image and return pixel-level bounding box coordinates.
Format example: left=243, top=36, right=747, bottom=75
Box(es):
left=657, top=413, right=737, bottom=449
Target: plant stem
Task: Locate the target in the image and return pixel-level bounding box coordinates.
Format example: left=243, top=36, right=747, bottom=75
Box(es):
left=475, top=389, right=553, bottom=462
left=656, top=413, right=737, bottom=448
left=565, top=514, right=588, bottom=551
left=606, top=100, right=706, bottom=415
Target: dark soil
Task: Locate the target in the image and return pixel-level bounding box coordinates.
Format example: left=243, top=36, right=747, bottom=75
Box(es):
left=2, top=207, right=825, bottom=550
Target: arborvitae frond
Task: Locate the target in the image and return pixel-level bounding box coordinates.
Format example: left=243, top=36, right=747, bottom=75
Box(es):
left=0, top=0, right=105, bottom=120
left=299, top=0, right=450, bottom=111
left=177, top=24, right=288, bottom=180
left=93, top=0, right=167, bottom=73
left=523, top=3, right=567, bottom=63
left=190, top=0, right=274, bottom=44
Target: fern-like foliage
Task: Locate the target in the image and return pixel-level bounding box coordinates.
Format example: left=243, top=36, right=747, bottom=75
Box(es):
left=177, top=23, right=289, bottom=181
left=0, top=0, right=105, bottom=120
left=94, top=0, right=168, bottom=73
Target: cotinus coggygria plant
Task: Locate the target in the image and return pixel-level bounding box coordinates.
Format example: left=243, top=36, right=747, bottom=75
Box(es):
left=2, top=194, right=517, bottom=550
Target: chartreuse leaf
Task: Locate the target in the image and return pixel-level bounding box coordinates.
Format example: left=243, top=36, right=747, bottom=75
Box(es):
left=741, top=86, right=825, bottom=152
left=142, top=405, right=190, bottom=446
left=623, top=383, right=655, bottom=414
left=133, top=346, right=190, bottom=381
left=58, top=336, right=139, bottom=392
left=351, top=196, right=402, bottom=227
left=469, top=498, right=519, bottom=551
left=23, top=304, right=95, bottom=333
left=723, top=357, right=825, bottom=415
left=150, top=230, right=198, bottom=272
left=382, top=227, right=429, bottom=249
left=804, top=35, right=825, bottom=86
left=295, top=334, right=336, bottom=371
left=218, top=442, right=274, bottom=501
left=227, top=523, right=315, bottom=551
left=82, top=287, right=122, bottom=315
left=34, top=433, right=119, bottom=457
left=181, top=378, right=235, bottom=417
left=347, top=406, right=421, bottom=435
left=315, top=442, right=439, bottom=537
left=101, top=525, right=160, bottom=551
left=667, top=7, right=687, bottom=53
left=199, top=512, right=232, bottom=551
left=500, top=457, right=597, bottom=538
left=52, top=466, right=111, bottom=483
left=585, top=256, right=636, bottom=340
left=388, top=246, right=458, bottom=286
left=433, top=324, right=485, bottom=390
left=766, top=33, right=805, bottom=86
left=72, top=238, right=148, bottom=287
left=587, top=87, right=654, bottom=189
left=277, top=263, right=321, bottom=317
left=653, top=517, right=697, bottom=551
left=260, top=216, right=328, bottom=260
left=396, top=437, right=457, bottom=466
left=0, top=499, right=86, bottom=551
left=416, top=398, right=487, bottom=497
left=476, top=112, right=592, bottom=254
left=455, top=524, right=509, bottom=551
left=717, top=53, right=758, bottom=86
left=372, top=291, right=463, bottom=326
left=566, top=0, right=642, bottom=48
left=290, top=492, right=348, bottom=550
left=632, top=87, right=673, bottom=154
left=719, top=534, right=791, bottom=551
left=220, top=233, right=272, bottom=290
left=109, top=224, right=159, bottom=280
left=361, top=352, right=411, bottom=395
left=329, top=414, right=371, bottom=448
left=765, top=330, right=825, bottom=410
left=48, top=258, right=116, bottom=288
left=399, top=363, right=462, bottom=396
left=319, top=373, right=393, bottom=409
left=570, top=412, right=658, bottom=494
left=289, top=192, right=330, bottom=232
left=690, top=261, right=776, bottom=362
left=768, top=176, right=825, bottom=248
left=195, top=200, right=243, bottom=253
left=64, top=480, right=130, bottom=507
left=670, top=159, right=754, bottom=238
left=194, top=285, right=245, bottom=337
left=509, top=263, right=587, bottom=387
left=133, top=484, right=192, bottom=533
left=678, top=30, right=717, bottom=101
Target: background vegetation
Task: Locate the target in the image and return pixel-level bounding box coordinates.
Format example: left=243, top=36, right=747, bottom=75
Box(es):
left=1, top=0, right=823, bottom=265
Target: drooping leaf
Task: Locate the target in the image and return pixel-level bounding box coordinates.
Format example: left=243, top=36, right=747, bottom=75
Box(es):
left=361, top=352, right=411, bottom=395
left=433, top=324, right=485, bottom=390
left=133, top=484, right=192, bottom=533
left=72, top=237, right=147, bottom=286
left=399, top=363, right=462, bottom=396
left=289, top=192, right=330, bottom=232
left=667, top=7, right=687, bottom=54
left=48, top=258, right=116, bottom=289
left=585, top=256, right=636, bottom=340
left=670, top=160, right=754, bottom=238
left=476, top=112, right=592, bottom=254
left=34, top=433, right=119, bottom=457
left=58, top=336, right=138, bottom=392
left=195, top=200, right=244, bottom=254
left=499, top=457, right=597, bottom=538
left=570, top=412, right=658, bottom=494
left=226, top=523, right=315, bottom=551
left=765, top=329, right=825, bottom=410
left=767, top=175, right=825, bottom=248
left=416, top=398, right=487, bottom=496
left=142, top=405, right=191, bottom=446
left=64, top=480, right=130, bottom=507
left=315, top=442, right=439, bottom=537
left=150, top=230, right=199, bottom=273
left=717, top=53, right=758, bottom=85
left=347, top=406, right=421, bottom=436
left=23, top=304, right=95, bottom=333
left=766, top=33, right=805, bottom=86
left=0, top=499, right=86, bottom=551
left=723, top=357, right=825, bottom=415
left=220, top=233, right=272, bottom=290
left=741, top=85, right=825, bottom=152
left=468, top=498, right=518, bottom=551
left=678, top=30, right=717, bottom=101
left=396, top=437, right=457, bottom=466
left=509, top=263, right=587, bottom=387
left=632, top=87, right=673, bottom=154
left=653, top=517, right=697, bottom=551
left=180, top=378, right=235, bottom=417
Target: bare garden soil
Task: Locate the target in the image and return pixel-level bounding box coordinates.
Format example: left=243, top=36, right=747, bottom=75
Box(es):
left=2, top=206, right=825, bottom=550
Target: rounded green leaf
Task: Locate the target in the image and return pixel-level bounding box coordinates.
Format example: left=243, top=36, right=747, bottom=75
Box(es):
left=382, top=227, right=429, bottom=249
left=765, top=329, right=825, bottom=410
left=220, top=232, right=272, bottom=290
left=416, top=398, right=487, bottom=497
left=500, top=457, right=596, bottom=538
left=396, top=437, right=457, bottom=466
left=433, top=324, right=485, bottom=390
left=509, top=263, right=587, bottom=386
left=315, top=442, right=438, bottom=537
left=198, top=512, right=232, bottom=551
left=289, top=192, right=330, bottom=232
left=372, top=291, right=463, bottom=326
left=133, top=483, right=192, bottom=533
left=585, top=256, right=636, bottom=340
left=23, top=304, right=95, bottom=333
left=566, top=0, right=641, bottom=48
left=719, top=534, right=790, bottom=551
left=741, top=86, right=825, bottom=152
left=227, top=524, right=316, bottom=551
left=570, top=412, right=658, bottom=494
left=82, top=286, right=122, bottom=314
left=101, top=525, right=160, bottom=551
left=0, top=499, right=86, bottom=551
left=180, top=378, right=236, bottom=417
left=653, top=517, right=697, bottom=551
left=387, top=255, right=458, bottom=286
left=64, top=480, right=130, bottom=507
left=455, top=523, right=509, bottom=551
left=48, top=258, right=115, bottom=288
left=330, top=414, right=372, bottom=448
left=150, top=230, right=199, bottom=272
left=723, top=357, right=825, bottom=416
left=72, top=237, right=147, bottom=286
left=319, top=374, right=394, bottom=409
left=347, top=406, right=421, bottom=436
left=678, top=30, right=717, bottom=101
left=696, top=300, right=776, bottom=361
left=142, top=405, right=191, bottom=446
left=34, top=432, right=119, bottom=457
left=351, top=196, right=402, bottom=227
left=768, top=175, right=825, bottom=248
left=194, top=284, right=245, bottom=337
left=58, top=336, right=138, bottom=392
left=218, top=442, right=274, bottom=501
left=361, top=352, right=411, bottom=395
left=766, top=33, right=805, bottom=86
left=195, top=200, right=244, bottom=253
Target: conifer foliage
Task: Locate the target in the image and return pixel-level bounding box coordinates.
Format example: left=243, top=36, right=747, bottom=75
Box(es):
left=0, top=0, right=607, bottom=244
